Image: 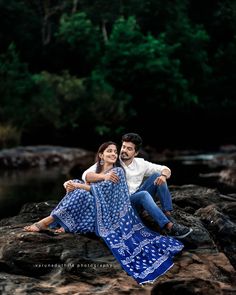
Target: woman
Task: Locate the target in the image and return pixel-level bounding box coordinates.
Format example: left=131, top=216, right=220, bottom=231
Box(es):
left=24, top=141, right=120, bottom=233
left=24, top=141, right=184, bottom=284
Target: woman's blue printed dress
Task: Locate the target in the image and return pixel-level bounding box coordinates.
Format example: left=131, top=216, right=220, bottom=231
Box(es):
left=51, top=167, right=184, bottom=284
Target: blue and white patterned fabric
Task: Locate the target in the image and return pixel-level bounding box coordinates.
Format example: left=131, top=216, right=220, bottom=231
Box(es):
left=51, top=167, right=184, bottom=284
left=51, top=181, right=95, bottom=233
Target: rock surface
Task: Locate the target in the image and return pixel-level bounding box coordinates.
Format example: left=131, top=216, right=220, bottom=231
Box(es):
left=0, top=184, right=236, bottom=295
left=0, top=146, right=94, bottom=171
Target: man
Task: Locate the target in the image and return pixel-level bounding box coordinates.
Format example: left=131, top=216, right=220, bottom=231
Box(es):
left=82, top=133, right=192, bottom=239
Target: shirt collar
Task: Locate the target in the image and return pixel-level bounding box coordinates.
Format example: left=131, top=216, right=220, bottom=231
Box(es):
left=120, top=158, right=136, bottom=169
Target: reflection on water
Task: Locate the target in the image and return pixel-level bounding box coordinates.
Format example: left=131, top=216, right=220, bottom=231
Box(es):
left=0, top=167, right=73, bottom=220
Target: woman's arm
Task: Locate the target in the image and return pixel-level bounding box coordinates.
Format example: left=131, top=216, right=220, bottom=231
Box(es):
left=64, top=180, right=91, bottom=192
left=77, top=182, right=91, bottom=191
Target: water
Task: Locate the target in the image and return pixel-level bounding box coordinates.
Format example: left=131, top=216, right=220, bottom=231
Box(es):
left=165, top=152, right=235, bottom=194
left=0, top=167, right=72, bottom=220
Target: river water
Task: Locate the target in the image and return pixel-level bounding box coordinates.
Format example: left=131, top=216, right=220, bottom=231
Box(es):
left=0, top=152, right=233, bottom=220
left=0, top=167, right=68, bottom=220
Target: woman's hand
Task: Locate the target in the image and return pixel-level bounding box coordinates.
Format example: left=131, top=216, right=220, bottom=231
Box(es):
left=63, top=180, right=80, bottom=192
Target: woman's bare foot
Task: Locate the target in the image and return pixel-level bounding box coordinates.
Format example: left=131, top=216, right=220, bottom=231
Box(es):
left=55, top=227, right=65, bottom=233
left=24, top=222, right=46, bottom=232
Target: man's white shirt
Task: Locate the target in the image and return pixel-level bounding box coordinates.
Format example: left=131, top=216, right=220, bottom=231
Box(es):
left=82, top=158, right=171, bottom=195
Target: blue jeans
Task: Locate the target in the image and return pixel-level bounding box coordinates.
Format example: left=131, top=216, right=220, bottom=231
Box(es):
left=130, top=173, right=173, bottom=229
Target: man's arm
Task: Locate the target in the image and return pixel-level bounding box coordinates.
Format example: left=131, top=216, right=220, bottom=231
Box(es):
left=86, top=172, right=106, bottom=183
left=86, top=171, right=119, bottom=183
left=145, top=162, right=171, bottom=185
left=81, top=163, right=97, bottom=182
left=82, top=163, right=120, bottom=183
left=153, top=166, right=171, bottom=185
left=144, top=159, right=171, bottom=179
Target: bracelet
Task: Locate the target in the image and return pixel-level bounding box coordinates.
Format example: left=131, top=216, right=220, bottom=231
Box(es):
left=161, top=174, right=168, bottom=178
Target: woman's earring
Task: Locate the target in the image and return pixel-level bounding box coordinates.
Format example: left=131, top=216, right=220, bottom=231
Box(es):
left=100, top=159, right=104, bottom=165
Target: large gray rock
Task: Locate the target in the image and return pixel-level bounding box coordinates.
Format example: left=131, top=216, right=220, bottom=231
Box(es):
left=0, top=184, right=236, bottom=294
left=0, top=146, right=94, bottom=170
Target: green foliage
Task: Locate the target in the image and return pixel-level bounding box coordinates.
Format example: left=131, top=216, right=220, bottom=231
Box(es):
left=0, top=42, right=132, bottom=139
left=205, top=1, right=236, bottom=108
left=101, top=16, right=197, bottom=112
left=76, top=0, right=122, bottom=24
left=30, top=71, right=87, bottom=130
left=28, top=69, right=131, bottom=137
left=85, top=70, right=133, bottom=136
left=165, top=7, right=212, bottom=98
left=56, top=12, right=102, bottom=64
left=0, top=43, right=35, bottom=128
left=0, top=44, right=87, bottom=134
left=0, top=1, right=236, bottom=146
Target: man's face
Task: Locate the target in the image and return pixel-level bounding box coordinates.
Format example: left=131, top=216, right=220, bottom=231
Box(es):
left=120, top=141, right=137, bottom=161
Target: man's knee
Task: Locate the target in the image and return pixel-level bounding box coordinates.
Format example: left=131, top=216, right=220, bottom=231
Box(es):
left=148, top=173, right=161, bottom=181
left=138, top=191, right=152, bottom=202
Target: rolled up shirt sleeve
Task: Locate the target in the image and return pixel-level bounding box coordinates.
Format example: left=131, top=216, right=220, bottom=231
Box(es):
left=81, top=163, right=97, bottom=182
left=144, top=160, right=171, bottom=178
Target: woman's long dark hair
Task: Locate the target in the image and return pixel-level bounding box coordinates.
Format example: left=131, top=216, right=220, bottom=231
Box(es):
left=95, top=141, right=122, bottom=173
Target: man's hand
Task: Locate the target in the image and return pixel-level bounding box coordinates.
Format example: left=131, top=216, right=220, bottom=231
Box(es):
left=104, top=171, right=119, bottom=183
left=154, top=175, right=167, bottom=186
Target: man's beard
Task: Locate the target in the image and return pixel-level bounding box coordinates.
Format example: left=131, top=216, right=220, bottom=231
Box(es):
left=120, top=152, right=130, bottom=160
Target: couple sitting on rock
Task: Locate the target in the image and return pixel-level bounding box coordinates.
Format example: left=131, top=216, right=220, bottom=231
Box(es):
left=24, top=133, right=192, bottom=284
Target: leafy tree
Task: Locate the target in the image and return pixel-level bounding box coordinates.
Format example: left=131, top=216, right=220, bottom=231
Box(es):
left=164, top=3, right=211, bottom=101
left=30, top=70, right=87, bottom=131
left=85, top=70, right=133, bottom=136
left=55, top=11, right=103, bottom=75
left=100, top=16, right=196, bottom=123
left=0, top=43, right=34, bottom=129
left=76, top=0, right=122, bottom=42
left=0, top=0, right=236, bottom=147
left=207, top=1, right=236, bottom=109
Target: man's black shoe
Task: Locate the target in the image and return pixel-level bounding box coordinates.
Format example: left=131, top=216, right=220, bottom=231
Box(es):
left=167, top=223, right=193, bottom=239
left=167, top=215, right=177, bottom=224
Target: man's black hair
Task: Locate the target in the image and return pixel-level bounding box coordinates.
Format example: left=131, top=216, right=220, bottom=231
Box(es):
left=122, top=133, right=143, bottom=152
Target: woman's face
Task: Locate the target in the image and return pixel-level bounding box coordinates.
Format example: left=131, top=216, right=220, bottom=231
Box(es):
left=100, top=144, right=118, bottom=164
